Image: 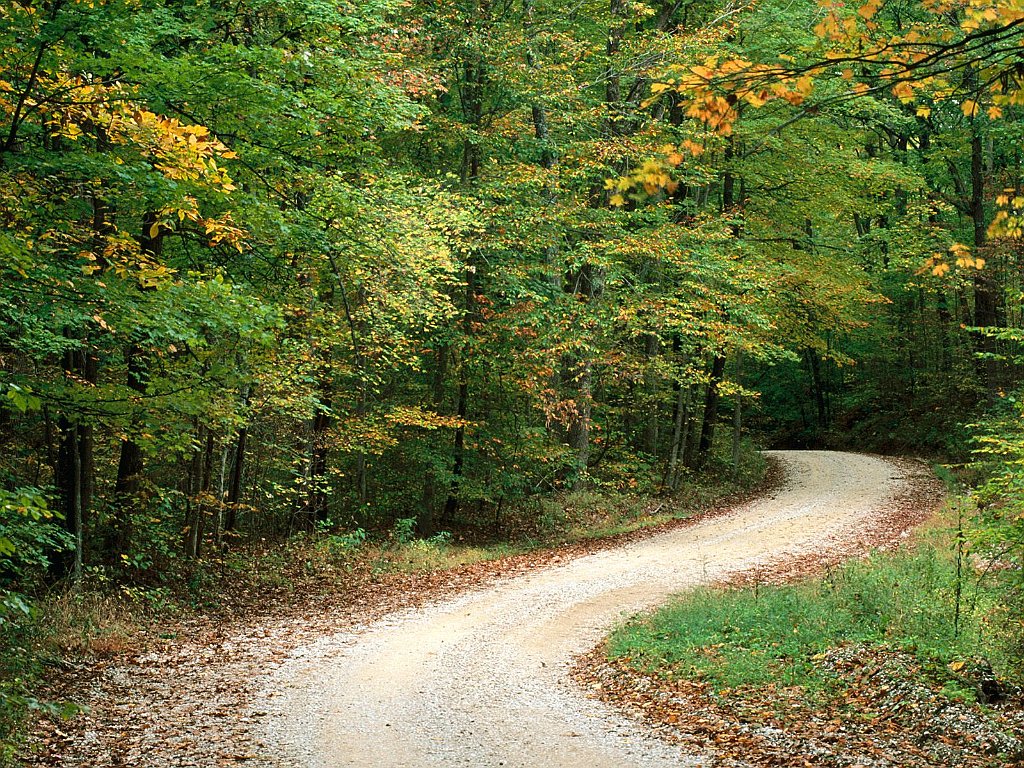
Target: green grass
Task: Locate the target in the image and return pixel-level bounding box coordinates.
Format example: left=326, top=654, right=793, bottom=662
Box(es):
left=607, top=529, right=1010, bottom=694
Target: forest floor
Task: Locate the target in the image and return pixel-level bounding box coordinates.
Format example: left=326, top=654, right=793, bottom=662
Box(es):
left=27, top=450, right=978, bottom=767
left=26, top=460, right=778, bottom=766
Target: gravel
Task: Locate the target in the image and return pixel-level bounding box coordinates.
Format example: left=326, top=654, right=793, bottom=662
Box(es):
left=257, top=450, right=920, bottom=767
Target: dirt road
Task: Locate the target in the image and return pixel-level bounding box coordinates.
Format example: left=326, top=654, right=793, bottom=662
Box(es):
left=260, top=450, right=929, bottom=767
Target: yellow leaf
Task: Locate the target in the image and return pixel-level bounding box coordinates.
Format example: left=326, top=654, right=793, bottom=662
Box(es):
left=988, top=105, right=1003, bottom=119
left=609, top=193, right=626, bottom=207
left=961, top=99, right=980, bottom=117
left=892, top=81, right=914, bottom=101
left=681, top=139, right=704, bottom=156
left=858, top=0, right=880, bottom=19
left=148, top=222, right=161, bottom=238
left=916, top=105, right=932, bottom=118
left=737, top=88, right=759, bottom=107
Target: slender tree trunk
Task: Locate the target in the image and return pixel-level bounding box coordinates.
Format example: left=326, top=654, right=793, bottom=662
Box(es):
left=561, top=264, right=596, bottom=481
left=444, top=274, right=474, bottom=524
left=558, top=0, right=625, bottom=485
left=53, top=417, right=84, bottom=583
left=968, top=124, right=1001, bottom=386
left=310, top=398, right=331, bottom=522
left=223, top=387, right=250, bottom=535
left=606, top=0, right=627, bottom=136
left=694, top=354, right=726, bottom=469
left=418, top=346, right=448, bottom=537
left=184, top=427, right=217, bottom=558
left=114, top=344, right=147, bottom=501
left=184, top=424, right=202, bottom=558
left=444, top=44, right=487, bottom=521
left=731, top=357, right=743, bottom=481
left=52, top=339, right=97, bottom=580
left=971, top=129, right=997, bottom=327
left=665, top=345, right=692, bottom=491
left=937, top=291, right=953, bottom=375
left=113, top=212, right=162, bottom=553
left=443, top=377, right=469, bottom=525
left=804, top=347, right=828, bottom=438
left=562, top=356, right=592, bottom=470
left=112, top=341, right=147, bottom=556
left=642, top=333, right=660, bottom=455
left=70, top=424, right=82, bottom=584
left=682, top=382, right=702, bottom=470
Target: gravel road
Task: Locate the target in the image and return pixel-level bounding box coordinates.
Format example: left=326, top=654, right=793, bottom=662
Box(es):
left=259, top=450, right=919, bottom=767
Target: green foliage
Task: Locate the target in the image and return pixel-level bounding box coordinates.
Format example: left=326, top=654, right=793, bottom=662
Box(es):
left=967, top=387, right=1024, bottom=643
left=392, top=517, right=418, bottom=546
left=0, top=487, right=71, bottom=584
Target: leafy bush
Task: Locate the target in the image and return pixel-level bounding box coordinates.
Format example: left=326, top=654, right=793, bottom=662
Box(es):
left=970, top=390, right=1024, bottom=593
left=0, top=487, right=72, bottom=584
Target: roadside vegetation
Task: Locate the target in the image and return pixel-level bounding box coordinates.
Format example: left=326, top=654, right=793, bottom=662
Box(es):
left=597, top=448, right=1024, bottom=765
left=608, top=516, right=1014, bottom=691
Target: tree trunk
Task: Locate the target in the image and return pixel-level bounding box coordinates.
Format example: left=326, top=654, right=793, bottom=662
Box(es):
left=665, top=365, right=692, bottom=491
left=641, top=333, right=660, bottom=455
left=731, top=358, right=743, bottom=481
left=443, top=47, right=487, bottom=522
left=114, top=344, right=147, bottom=501
left=443, top=273, right=474, bottom=525
left=442, top=375, right=469, bottom=525
left=53, top=418, right=84, bottom=583
left=605, top=0, right=627, bottom=136
left=561, top=263, right=597, bottom=483
left=805, top=347, right=828, bottom=438
left=184, top=427, right=217, bottom=558
left=113, top=212, right=162, bottom=552
left=310, top=399, right=331, bottom=523
left=968, top=125, right=1001, bottom=385
left=694, top=353, right=727, bottom=469
left=223, top=390, right=249, bottom=535
left=419, top=346, right=448, bottom=537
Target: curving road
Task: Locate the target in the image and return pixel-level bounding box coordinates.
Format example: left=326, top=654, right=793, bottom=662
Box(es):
left=260, top=450, right=920, bottom=767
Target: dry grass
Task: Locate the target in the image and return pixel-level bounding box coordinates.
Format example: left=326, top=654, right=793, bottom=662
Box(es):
left=36, top=591, right=140, bottom=657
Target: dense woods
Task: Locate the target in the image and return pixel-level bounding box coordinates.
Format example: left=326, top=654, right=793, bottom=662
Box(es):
left=2, top=0, right=1024, bottom=756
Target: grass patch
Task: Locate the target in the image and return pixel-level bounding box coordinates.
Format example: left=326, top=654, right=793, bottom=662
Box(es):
left=593, top=514, right=1024, bottom=766
left=607, top=523, right=1013, bottom=697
